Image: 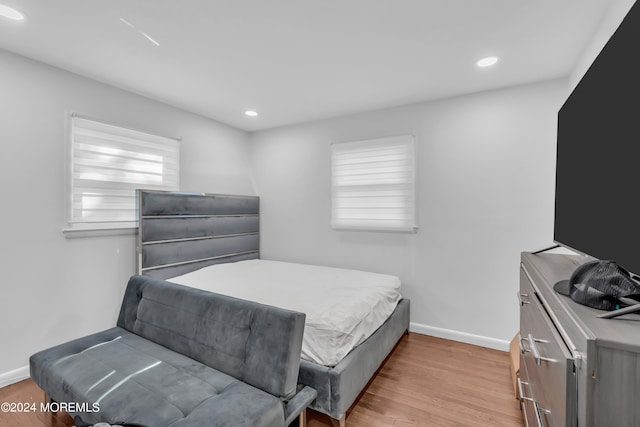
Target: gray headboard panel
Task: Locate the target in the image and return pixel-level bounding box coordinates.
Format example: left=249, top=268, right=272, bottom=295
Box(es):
left=137, top=190, right=260, bottom=279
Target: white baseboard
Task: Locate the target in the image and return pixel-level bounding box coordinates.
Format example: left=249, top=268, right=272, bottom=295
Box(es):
left=0, top=365, right=29, bottom=388
left=410, top=322, right=510, bottom=352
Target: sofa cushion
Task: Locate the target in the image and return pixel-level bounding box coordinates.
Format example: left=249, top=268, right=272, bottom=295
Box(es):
left=30, top=327, right=284, bottom=427
left=117, top=275, right=305, bottom=399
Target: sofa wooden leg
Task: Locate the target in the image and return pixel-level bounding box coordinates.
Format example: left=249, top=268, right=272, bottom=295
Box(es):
left=298, top=409, right=307, bottom=427
left=44, top=392, right=56, bottom=412
left=44, top=391, right=58, bottom=426
left=329, top=415, right=346, bottom=427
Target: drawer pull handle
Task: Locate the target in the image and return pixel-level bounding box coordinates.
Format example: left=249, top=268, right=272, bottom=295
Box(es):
left=528, top=334, right=542, bottom=366
left=518, top=291, right=530, bottom=306
left=534, top=401, right=550, bottom=427
left=521, top=335, right=556, bottom=364
left=517, top=378, right=533, bottom=402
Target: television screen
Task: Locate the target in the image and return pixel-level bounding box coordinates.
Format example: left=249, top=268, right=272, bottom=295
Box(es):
left=554, top=1, right=640, bottom=275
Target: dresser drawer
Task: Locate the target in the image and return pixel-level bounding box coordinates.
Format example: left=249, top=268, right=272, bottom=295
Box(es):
left=520, top=267, right=577, bottom=427
left=517, top=358, right=539, bottom=427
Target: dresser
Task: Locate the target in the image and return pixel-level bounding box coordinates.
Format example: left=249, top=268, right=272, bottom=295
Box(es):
left=519, top=252, right=640, bottom=427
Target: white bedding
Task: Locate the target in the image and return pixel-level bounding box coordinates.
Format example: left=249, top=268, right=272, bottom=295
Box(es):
left=169, top=259, right=401, bottom=366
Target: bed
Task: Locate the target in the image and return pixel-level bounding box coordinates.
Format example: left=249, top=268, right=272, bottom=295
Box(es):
left=136, top=190, right=410, bottom=426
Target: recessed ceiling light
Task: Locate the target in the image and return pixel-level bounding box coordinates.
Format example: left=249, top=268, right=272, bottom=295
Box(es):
left=0, top=4, right=25, bottom=21
left=245, top=110, right=258, bottom=117
left=477, top=56, right=499, bottom=68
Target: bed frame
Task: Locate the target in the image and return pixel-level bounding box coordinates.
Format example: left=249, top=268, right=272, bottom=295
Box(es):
left=136, top=190, right=410, bottom=426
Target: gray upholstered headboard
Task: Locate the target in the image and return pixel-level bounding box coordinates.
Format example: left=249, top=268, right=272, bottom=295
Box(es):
left=137, top=190, right=259, bottom=279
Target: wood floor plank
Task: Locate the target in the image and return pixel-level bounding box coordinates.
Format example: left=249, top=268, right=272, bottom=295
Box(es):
left=0, top=333, right=523, bottom=427
left=0, top=379, right=74, bottom=427
left=307, top=334, right=522, bottom=427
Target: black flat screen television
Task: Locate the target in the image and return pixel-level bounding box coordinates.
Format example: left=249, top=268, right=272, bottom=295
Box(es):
left=554, top=1, right=640, bottom=275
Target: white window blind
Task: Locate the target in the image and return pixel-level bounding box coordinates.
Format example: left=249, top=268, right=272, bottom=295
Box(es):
left=332, top=135, right=416, bottom=232
left=69, top=115, right=179, bottom=227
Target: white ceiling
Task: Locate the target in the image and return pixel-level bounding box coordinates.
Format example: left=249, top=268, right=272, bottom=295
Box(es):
left=0, top=0, right=620, bottom=131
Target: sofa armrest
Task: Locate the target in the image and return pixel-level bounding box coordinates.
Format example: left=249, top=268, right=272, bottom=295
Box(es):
left=283, top=385, right=317, bottom=426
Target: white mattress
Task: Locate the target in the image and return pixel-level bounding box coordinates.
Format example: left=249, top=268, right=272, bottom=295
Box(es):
left=169, top=259, right=401, bottom=366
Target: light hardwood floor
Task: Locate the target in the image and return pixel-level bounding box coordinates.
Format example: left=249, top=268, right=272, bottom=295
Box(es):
left=0, top=333, right=523, bottom=427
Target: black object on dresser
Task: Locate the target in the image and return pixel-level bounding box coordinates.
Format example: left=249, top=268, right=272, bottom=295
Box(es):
left=519, top=252, right=640, bottom=427
left=554, top=0, right=640, bottom=277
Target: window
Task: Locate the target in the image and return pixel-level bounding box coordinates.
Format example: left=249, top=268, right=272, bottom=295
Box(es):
left=67, top=115, right=179, bottom=230
left=331, top=135, right=417, bottom=232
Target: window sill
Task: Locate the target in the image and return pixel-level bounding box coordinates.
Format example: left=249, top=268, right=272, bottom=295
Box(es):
left=331, top=225, right=419, bottom=234
left=62, top=224, right=138, bottom=239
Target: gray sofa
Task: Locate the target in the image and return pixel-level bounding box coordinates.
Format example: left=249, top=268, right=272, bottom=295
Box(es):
left=30, top=275, right=317, bottom=427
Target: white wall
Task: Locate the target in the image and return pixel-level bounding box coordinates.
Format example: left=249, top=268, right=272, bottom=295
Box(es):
left=0, top=49, right=252, bottom=384
left=570, top=0, right=636, bottom=91
left=250, top=79, right=568, bottom=349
